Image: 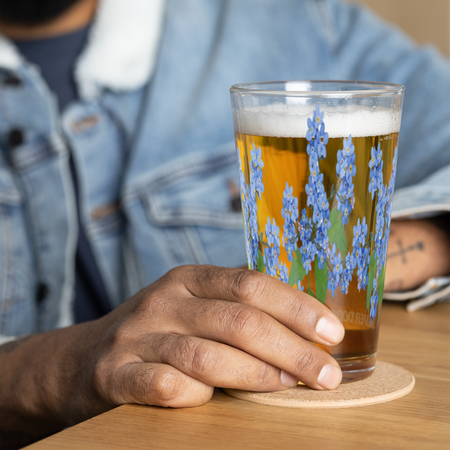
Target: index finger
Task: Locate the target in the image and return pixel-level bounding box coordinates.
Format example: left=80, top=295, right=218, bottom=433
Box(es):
left=173, top=265, right=344, bottom=347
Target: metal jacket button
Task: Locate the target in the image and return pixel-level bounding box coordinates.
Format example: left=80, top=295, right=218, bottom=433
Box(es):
left=3, top=74, right=22, bottom=86
left=8, top=129, right=24, bottom=147
left=36, top=283, right=49, bottom=304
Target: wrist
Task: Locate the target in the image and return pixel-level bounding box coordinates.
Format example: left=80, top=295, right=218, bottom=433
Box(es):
left=0, top=319, right=105, bottom=433
left=385, top=219, right=450, bottom=292
left=51, top=318, right=112, bottom=425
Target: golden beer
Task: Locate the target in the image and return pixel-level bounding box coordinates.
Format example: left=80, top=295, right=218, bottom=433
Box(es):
left=235, top=104, right=400, bottom=381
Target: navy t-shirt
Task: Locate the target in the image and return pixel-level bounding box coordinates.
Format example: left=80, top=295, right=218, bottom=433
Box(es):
left=14, top=27, right=112, bottom=323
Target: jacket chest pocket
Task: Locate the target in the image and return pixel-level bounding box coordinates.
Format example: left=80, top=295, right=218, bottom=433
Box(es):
left=124, top=146, right=248, bottom=289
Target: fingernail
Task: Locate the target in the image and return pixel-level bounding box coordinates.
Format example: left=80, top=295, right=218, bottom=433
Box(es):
left=281, top=370, right=298, bottom=387
left=317, top=364, right=342, bottom=390
left=316, top=316, right=345, bottom=345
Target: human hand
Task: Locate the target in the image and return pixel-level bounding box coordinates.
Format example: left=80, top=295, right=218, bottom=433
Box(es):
left=385, top=219, right=450, bottom=292
left=79, top=266, right=344, bottom=417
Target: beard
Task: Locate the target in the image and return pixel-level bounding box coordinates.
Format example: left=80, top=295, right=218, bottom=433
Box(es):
left=0, top=0, right=82, bottom=26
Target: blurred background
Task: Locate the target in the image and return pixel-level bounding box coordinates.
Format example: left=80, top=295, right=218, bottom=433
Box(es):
left=357, top=0, right=450, bottom=57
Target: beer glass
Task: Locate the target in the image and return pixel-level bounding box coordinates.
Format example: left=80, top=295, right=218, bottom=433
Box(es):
left=230, top=81, right=404, bottom=382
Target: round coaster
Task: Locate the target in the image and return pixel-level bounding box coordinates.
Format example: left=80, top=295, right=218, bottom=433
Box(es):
left=222, top=361, right=414, bottom=409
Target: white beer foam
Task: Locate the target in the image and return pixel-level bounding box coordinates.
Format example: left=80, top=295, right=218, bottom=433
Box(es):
left=237, top=104, right=401, bottom=138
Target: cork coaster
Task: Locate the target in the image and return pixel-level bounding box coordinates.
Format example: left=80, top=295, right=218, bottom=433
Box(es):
left=222, top=361, right=414, bottom=408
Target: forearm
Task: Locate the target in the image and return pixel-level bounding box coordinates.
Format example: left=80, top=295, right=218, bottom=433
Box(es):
left=385, top=218, right=450, bottom=291
left=0, top=320, right=105, bottom=436
left=0, top=265, right=348, bottom=449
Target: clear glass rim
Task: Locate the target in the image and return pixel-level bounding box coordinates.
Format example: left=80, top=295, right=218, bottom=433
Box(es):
left=230, top=80, right=405, bottom=98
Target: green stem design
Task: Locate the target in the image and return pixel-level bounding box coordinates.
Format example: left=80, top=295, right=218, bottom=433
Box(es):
left=327, top=178, right=342, bottom=203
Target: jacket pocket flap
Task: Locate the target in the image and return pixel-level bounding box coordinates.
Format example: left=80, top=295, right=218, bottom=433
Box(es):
left=132, top=146, right=243, bottom=228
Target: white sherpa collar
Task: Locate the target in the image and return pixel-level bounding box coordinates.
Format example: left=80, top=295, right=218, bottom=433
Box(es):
left=0, top=32, right=21, bottom=69
left=76, top=0, right=165, bottom=98
left=0, top=0, right=166, bottom=98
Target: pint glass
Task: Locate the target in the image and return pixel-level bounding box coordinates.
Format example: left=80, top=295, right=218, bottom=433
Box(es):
left=230, top=81, right=404, bottom=382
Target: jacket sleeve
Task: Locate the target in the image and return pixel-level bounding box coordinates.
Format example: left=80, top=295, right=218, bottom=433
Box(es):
left=322, top=0, right=450, bottom=307
left=324, top=0, right=450, bottom=218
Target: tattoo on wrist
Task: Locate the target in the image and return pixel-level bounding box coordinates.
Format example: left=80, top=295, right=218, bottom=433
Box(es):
left=387, top=240, right=424, bottom=263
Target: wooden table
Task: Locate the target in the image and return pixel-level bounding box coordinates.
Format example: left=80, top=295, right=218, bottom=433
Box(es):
left=27, top=301, right=450, bottom=450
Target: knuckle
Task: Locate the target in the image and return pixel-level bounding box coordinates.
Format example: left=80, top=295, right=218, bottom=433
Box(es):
left=228, top=304, right=265, bottom=341
left=165, top=264, right=191, bottom=282
left=287, top=299, right=313, bottom=329
left=134, top=266, right=197, bottom=316
left=170, top=335, right=195, bottom=366
left=229, top=270, right=267, bottom=303
left=164, top=264, right=201, bottom=289
left=149, top=367, right=183, bottom=403
left=112, top=324, right=136, bottom=347
left=190, top=341, right=220, bottom=377
left=292, top=347, right=319, bottom=376
left=136, top=291, right=170, bottom=318
left=171, top=337, right=219, bottom=378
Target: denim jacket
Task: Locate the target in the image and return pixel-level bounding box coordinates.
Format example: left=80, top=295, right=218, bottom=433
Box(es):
left=0, top=0, right=449, bottom=341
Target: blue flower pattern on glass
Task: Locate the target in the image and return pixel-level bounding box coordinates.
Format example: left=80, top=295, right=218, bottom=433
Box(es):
left=370, top=277, right=378, bottom=322
left=351, top=217, right=369, bottom=291
left=250, top=143, right=264, bottom=200
left=282, top=182, right=299, bottom=262
left=336, top=136, right=356, bottom=225
left=369, top=143, right=383, bottom=200
left=238, top=105, right=398, bottom=324
left=264, top=217, right=281, bottom=277
left=237, top=148, right=262, bottom=270
left=279, top=261, right=289, bottom=284
left=298, top=105, right=331, bottom=277
left=366, top=144, right=398, bottom=322
left=327, top=244, right=342, bottom=296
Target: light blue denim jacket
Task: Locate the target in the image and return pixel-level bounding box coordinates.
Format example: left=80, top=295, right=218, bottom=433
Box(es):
left=0, top=0, right=449, bottom=340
